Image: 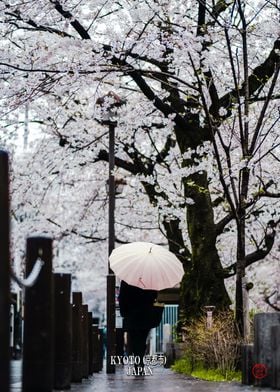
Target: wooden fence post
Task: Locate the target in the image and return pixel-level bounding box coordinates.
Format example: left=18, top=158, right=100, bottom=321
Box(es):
left=0, top=150, right=10, bottom=392
left=82, top=304, right=89, bottom=378
left=241, top=344, right=254, bottom=385
left=71, top=292, right=83, bottom=382
left=22, top=237, right=54, bottom=392
left=54, top=273, right=72, bottom=390
left=88, top=312, right=94, bottom=375
left=98, top=327, right=104, bottom=371
left=92, top=325, right=100, bottom=372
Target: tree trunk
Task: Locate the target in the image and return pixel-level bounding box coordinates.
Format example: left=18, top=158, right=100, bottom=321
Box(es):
left=235, top=167, right=250, bottom=336
left=181, top=171, right=231, bottom=321
left=175, top=121, right=231, bottom=321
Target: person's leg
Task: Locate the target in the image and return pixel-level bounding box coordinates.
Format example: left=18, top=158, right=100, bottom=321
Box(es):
left=129, top=329, right=150, bottom=373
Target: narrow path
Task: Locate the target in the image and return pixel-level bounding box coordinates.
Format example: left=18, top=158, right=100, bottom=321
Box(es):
left=10, top=360, right=265, bottom=391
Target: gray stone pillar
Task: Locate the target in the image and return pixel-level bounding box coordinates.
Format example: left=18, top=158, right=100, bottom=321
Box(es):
left=271, top=325, right=280, bottom=390
left=254, top=313, right=280, bottom=387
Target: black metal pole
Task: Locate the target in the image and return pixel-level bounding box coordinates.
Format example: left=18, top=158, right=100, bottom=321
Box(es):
left=22, top=237, right=54, bottom=392
left=107, top=122, right=116, bottom=373
left=108, top=121, right=116, bottom=263
left=0, top=150, right=10, bottom=392
left=53, top=273, right=72, bottom=390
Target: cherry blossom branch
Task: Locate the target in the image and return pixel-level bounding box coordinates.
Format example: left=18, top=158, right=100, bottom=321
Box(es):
left=223, top=219, right=279, bottom=278
left=215, top=179, right=278, bottom=235
left=264, top=290, right=280, bottom=312
left=49, top=0, right=91, bottom=39
left=188, top=53, right=238, bottom=218
left=162, top=218, right=192, bottom=265
left=46, top=218, right=106, bottom=242
left=4, top=10, right=73, bottom=38
left=218, top=38, right=280, bottom=113
left=196, top=0, right=220, bottom=117
left=224, top=26, right=245, bottom=151
left=249, top=63, right=280, bottom=155
left=96, top=149, right=139, bottom=175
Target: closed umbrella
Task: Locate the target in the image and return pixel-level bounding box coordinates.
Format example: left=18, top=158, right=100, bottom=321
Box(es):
left=109, top=241, right=184, bottom=290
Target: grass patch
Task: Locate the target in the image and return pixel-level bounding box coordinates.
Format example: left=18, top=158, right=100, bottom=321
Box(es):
left=171, top=357, right=241, bottom=382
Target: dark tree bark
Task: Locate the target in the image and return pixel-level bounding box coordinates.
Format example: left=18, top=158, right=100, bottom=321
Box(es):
left=183, top=171, right=231, bottom=320
left=174, top=116, right=231, bottom=320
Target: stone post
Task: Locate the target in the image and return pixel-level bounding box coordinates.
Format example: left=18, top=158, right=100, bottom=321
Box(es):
left=254, top=313, right=280, bottom=387
left=271, top=325, right=280, bottom=390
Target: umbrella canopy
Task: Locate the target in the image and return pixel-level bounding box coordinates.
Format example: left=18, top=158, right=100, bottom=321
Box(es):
left=109, top=242, right=184, bottom=291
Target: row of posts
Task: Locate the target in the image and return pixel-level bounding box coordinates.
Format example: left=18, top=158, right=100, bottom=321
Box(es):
left=0, top=151, right=103, bottom=391
left=23, top=237, right=104, bottom=391
left=15, top=237, right=104, bottom=392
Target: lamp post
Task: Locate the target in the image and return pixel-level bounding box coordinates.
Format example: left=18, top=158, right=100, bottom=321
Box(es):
left=96, top=92, right=125, bottom=374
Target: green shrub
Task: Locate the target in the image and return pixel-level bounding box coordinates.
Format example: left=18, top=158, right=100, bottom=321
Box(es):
left=171, top=356, right=192, bottom=374
left=178, top=311, right=242, bottom=378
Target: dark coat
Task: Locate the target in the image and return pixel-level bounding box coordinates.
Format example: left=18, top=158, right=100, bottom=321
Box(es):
left=118, top=281, right=158, bottom=330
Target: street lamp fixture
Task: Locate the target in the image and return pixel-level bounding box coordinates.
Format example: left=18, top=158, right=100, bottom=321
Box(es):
left=96, top=91, right=126, bottom=374
left=105, top=178, right=127, bottom=195
left=96, top=91, right=126, bottom=125
left=203, top=306, right=216, bottom=330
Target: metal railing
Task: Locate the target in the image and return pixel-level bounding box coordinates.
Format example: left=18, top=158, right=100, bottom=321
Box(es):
left=11, top=258, right=44, bottom=289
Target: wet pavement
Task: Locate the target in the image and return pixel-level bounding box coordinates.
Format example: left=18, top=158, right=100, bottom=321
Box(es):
left=10, top=360, right=268, bottom=391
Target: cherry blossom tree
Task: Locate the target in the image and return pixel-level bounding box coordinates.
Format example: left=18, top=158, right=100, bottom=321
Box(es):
left=1, top=0, right=279, bottom=333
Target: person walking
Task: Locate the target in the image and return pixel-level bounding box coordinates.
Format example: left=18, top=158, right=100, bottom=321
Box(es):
left=118, top=280, right=158, bottom=375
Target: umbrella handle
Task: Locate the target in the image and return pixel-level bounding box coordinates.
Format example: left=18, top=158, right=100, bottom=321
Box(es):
left=138, top=277, right=146, bottom=288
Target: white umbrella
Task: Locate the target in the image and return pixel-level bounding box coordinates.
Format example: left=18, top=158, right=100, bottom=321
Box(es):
left=109, top=241, right=184, bottom=290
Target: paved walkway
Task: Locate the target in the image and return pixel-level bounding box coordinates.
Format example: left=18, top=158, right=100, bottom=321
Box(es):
left=11, top=360, right=267, bottom=391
